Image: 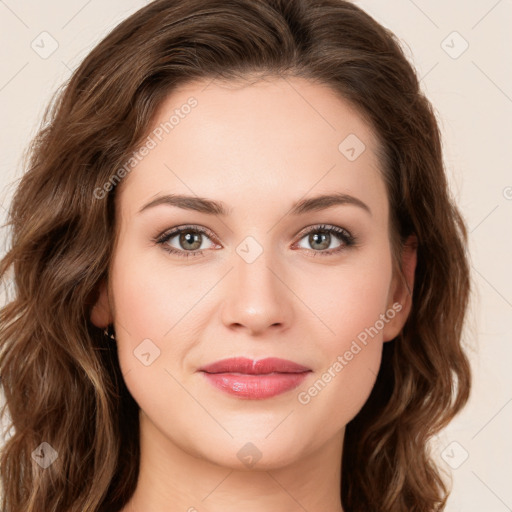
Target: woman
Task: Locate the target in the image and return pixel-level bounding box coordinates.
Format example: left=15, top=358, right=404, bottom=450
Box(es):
left=0, top=0, right=471, bottom=511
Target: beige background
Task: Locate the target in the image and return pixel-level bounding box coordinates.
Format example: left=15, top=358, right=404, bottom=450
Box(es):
left=1, top=1, right=511, bottom=510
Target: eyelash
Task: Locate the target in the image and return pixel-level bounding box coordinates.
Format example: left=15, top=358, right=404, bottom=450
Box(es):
left=153, top=224, right=356, bottom=259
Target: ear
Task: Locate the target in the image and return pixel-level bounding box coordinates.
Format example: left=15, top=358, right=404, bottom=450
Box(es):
left=90, top=278, right=113, bottom=328
left=382, top=234, right=418, bottom=342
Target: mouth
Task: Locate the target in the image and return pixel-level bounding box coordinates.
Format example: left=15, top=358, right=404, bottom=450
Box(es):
left=199, top=357, right=312, bottom=399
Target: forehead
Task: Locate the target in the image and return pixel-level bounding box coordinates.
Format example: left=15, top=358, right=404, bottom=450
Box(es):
left=116, top=76, right=387, bottom=220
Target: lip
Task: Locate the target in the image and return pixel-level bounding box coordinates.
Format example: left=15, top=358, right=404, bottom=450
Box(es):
left=199, top=357, right=312, bottom=399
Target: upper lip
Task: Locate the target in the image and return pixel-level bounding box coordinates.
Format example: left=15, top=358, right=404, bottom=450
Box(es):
left=199, top=357, right=311, bottom=374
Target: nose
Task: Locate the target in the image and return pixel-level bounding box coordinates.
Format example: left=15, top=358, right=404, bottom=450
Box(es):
left=220, top=248, right=294, bottom=336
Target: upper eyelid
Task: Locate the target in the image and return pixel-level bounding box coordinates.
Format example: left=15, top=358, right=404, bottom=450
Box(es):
left=159, top=225, right=218, bottom=242
left=296, top=223, right=351, bottom=237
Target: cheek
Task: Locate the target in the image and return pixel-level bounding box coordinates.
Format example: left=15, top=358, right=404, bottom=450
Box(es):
left=109, top=250, right=202, bottom=435
left=110, top=243, right=201, bottom=337
left=302, top=249, right=393, bottom=348
left=293, top=249, right=392, bottom=417
left=108, top=243, right=205, bottom=388
left=294, top=278, right=388, bottom=448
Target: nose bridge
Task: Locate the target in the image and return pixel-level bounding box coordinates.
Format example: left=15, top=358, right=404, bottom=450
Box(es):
left=234, top=236, right=282, bottom=303
left=220, top=235, right=292, bottom=333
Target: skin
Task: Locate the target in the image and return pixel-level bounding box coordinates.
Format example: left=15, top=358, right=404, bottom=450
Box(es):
left=91, top=76, right=416, bottom=512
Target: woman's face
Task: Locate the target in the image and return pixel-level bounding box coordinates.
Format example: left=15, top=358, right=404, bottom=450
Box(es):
left=92, top=76, right=414, bottom=469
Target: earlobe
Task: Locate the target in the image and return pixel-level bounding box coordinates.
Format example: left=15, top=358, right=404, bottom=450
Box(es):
left=90, top=279, right=113, bottom=328
left=382, top=234, right=418, bottom=342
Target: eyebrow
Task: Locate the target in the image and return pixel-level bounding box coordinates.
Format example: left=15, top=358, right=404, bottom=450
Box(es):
left=138, top=192, right=371, bottom=217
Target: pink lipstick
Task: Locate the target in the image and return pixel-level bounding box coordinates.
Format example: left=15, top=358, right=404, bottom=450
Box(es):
left=199, top=357, right=311, bottom=399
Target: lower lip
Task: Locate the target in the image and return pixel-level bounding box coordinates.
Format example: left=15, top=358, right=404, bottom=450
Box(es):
left=201, top=372, right=310, bottom=399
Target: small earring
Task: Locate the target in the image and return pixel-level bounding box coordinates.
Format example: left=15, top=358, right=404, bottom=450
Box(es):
left=104, top=324, right=116, bottom=341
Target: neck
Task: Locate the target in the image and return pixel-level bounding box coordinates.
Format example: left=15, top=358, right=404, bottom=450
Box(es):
left=122, top=410, right=345, bottom=512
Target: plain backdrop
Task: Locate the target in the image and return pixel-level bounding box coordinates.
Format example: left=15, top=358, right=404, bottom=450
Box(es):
left=0, top=1, right=511, bottom=510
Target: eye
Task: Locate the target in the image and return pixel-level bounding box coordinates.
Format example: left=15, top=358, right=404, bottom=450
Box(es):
left=154, top=225, right=218, bottom=259
left=294, top=224, right=355, bottom=256
left=154, top=223, right=356, bottom=259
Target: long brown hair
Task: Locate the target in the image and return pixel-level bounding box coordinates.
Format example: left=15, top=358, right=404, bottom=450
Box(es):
left=0, top=1, right=471, bottom=510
